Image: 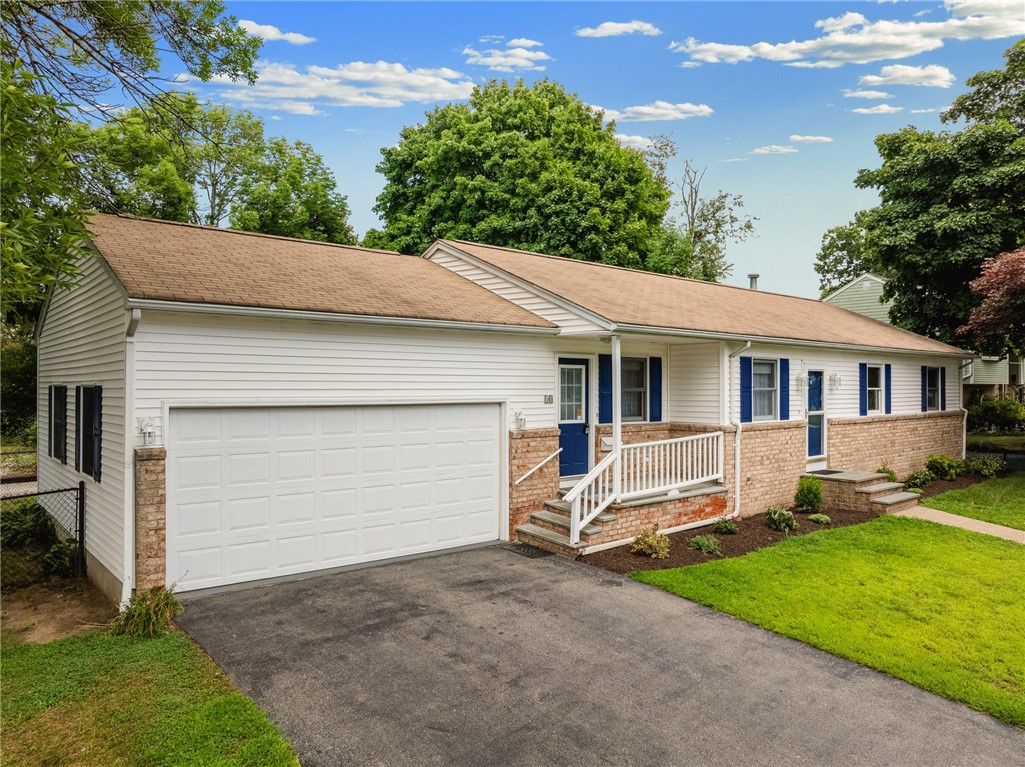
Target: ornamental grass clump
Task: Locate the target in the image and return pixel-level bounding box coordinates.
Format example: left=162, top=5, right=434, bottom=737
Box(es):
left=108, top=586, right=184, bottom=638
left=690, top=534, right=721, bottom=556
left=808, top=514, right=831, bottom=526
left=631, top=523, right=670, bottom=560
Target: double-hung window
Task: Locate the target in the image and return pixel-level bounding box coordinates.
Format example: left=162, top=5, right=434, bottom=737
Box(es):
left=76, top=385, right=102, bottom=482
left=48, top=385, right=68, bottom=463
left=866, top=366, right=883, bottom=414
left=621, top=358, right=647, bottom=421
left=925, top=367, right=940, bottom=411
left=752, top=360, right=777, bottom=421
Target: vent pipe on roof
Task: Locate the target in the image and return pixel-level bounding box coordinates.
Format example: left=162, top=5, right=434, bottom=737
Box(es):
left=748, top=273, right=759, bottom=290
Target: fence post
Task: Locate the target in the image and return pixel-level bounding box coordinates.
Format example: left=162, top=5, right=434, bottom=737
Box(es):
left=77, top=480, right=87, bottom=575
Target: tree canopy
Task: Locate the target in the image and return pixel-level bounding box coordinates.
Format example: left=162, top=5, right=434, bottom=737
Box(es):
left=371, top=79, right=670, bottom=266
left=814, top=213, right=875, bottom=298
left=853, top=40, right=1025, bottom=349
left=960, top=248, right=1025, bottom=357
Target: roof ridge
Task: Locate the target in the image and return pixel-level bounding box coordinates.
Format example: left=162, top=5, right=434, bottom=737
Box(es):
left=93, top=212, right=406, bottom=258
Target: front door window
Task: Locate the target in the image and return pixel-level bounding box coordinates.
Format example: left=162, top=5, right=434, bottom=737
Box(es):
left=560, top=366, right=585, bottom=422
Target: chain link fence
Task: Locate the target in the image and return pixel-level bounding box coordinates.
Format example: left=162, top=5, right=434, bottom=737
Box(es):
left=0, top=483, right=85, bottom=594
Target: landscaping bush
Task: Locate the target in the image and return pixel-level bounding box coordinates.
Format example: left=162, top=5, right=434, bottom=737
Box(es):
left=904, top=469, right=934, bottom=489
left=630, top=524, right=670, bottom=559
left=876, top=465, right=898, bottom=483
left=0, top=501, right=57, bottom=549
left=808, top=513, right=831, bottom=526
left=766, top=506, right=798, bottom=532
left=926, top=454, right=964, bottom=481
left=108, top=587, right=184, bottom=638
left=967, top=395, right=1025, bottom=433
left=690, top=534, right=721, bottom=556
left=794, top=476, right=823, bottom=512
left=907, top=488, right=923, bottom=494
left=37, top=538, right=79, bottom=577
left=713, top=517, right=738, bottom=535
left=963, top=455, right=1006, bottom=478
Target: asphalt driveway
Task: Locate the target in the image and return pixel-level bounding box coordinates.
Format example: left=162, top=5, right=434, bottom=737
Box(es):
left=179, top=545, right=1025, bottom=767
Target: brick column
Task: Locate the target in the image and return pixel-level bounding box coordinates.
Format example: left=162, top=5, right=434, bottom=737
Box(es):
left=508, top=428, right=561, bottom=536
left=134, top=447, right=167, bottom=591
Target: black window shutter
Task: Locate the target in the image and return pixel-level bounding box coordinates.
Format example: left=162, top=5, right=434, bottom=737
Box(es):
left=92, top=386, right=103, bottom=482
left=75, top=386, right=82, bottom=471
left=48, top=385, right=54, bottom=459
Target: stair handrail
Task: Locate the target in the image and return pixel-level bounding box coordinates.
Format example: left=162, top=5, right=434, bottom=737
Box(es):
left=564, top=450, right=619, bottom=545
left=513, top=447, right=563, bottom=486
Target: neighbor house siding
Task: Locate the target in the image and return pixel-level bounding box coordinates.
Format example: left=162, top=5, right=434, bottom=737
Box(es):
left=36, top=253, right=128, bottom=595
left=823, top=276, right=892, bottom=323
left=668, top=342, right=722, bottom=424
left=968, top=358, right=1009, bottom=385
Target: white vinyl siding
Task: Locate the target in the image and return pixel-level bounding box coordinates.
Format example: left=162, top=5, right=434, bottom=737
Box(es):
left=36, top=253, right=128, bottom=582
left=668, top=342, right=722, bottom=424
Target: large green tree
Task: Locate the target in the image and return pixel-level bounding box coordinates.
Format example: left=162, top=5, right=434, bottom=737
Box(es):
left=1, top=1, right=260, bottom=310
left=371, top=79, right=670, bottom=266
left=814, top=212, right=876, bottom=298
left=855, top=40, right=1025, bottom=347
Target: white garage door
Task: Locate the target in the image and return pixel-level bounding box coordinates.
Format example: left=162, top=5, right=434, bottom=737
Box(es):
left=166, top=404, right=502, bottom=591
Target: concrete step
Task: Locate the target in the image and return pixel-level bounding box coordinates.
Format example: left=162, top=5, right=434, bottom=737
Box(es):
left=515, top=524, right=583, bottom=559
left=856, top=482, right=905, bottom=495
left=543, top=498, right=617, bottom=522
left=872, top=491, right=921, bottom=512
left=530, top=509, right=603, bottom=537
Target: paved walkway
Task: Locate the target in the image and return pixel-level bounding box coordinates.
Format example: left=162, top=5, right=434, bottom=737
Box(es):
left=894, top=505, right=1025, bottom=544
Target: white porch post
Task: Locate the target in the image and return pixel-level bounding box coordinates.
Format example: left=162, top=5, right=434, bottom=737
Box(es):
left=611, top=334, right=622, bottom=499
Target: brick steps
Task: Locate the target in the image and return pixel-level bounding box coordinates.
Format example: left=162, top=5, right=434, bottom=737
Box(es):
left=809, top=469, right=920, bottom=516
left=530, top=509, right=604, bottom=538
left=515, top=524, right=584, bottom=558
left=871, top=491, right=922, bottom=513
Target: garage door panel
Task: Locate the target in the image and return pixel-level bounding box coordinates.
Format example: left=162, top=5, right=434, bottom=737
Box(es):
left=168, top=404, right=502, bottom=591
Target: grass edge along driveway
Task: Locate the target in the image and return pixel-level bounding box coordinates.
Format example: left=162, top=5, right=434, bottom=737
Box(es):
left=0, top=628, right=299, bottom=767
left=633, top=516, right=1025, bottom=728
left=925, top=472, right=1025, bottom=532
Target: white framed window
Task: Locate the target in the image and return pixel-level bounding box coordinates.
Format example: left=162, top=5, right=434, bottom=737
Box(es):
left=48, top=385, right=68, bottom=464
left=621, top=357, right=647, bottom=421
left=926, top=367, right=940, bottom=411
left=559, top=365, right=585, bottom=422
left=753, top=359, right=777, bottom=421
left=867, top=365, right=883, bottom=414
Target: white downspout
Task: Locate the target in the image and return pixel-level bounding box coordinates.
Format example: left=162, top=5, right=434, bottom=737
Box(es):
left=728, top=341, right=752, bottom=518
left=958, top=360, right=972, bottom=460
left=121, top=308, right=141, bottom=607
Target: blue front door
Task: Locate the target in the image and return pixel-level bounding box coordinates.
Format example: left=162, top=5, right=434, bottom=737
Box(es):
left=558, top=358, right=589, bottom=476
left=807, top=370, right=824, bottom=458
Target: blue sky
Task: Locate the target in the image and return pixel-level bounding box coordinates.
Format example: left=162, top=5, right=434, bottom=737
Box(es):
left=185, top=1, right=1022, bottom=297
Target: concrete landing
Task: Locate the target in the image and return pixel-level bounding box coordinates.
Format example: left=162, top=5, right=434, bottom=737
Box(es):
left=893, top=506, right=1025, bottom=544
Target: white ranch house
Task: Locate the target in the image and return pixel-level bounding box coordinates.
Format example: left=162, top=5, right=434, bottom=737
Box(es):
left=37, top=215, right=966, bottom=602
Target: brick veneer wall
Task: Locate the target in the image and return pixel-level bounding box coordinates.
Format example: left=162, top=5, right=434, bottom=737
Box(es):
left=735, top=420, right=806, bottom=515
left=588, top=491, right=728, bottom=547
left=827, top=411, right=964, bottom=477
left=134, top=447, right=167, bottom=591
left=508, top=428, right=561, bottom=536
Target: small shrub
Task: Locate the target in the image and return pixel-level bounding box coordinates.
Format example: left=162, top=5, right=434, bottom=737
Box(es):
left=963, top=455, right=1005, bottom=478
left=906, top=487, right=923, bottom=495
left=690, top=534, right=721, bottom=556
left=808, top=513, right=831, bottom=526
left=925, top=454, right=964, bottom=481
left=37, top=539, right=79, bottom=577
left=967, top=395, right=1025, bottom=432
left=630, top=524, right=670, bottom=560
left=794, top=476, right=823, bottom=512
left=766, top=506, right=798, bottom=532
left=713, top=517, right=738, bottom=535
left=903, top=469, right=933, bottom=489
left=0, top=502, right=57, bottom=549
left=876, top=465, right=898, bottom=483
left=108, top=587, right=184, bottom=638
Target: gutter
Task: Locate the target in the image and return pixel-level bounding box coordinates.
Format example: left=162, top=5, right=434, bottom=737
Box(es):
left=125, top=299, right=560, bottom=335
left=727, top=341, right=752, bottom=518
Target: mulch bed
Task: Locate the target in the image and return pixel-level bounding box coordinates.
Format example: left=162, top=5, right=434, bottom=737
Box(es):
left=916, top=474, right=987, bottom=501
left=582, top=506, right=883, bottom=575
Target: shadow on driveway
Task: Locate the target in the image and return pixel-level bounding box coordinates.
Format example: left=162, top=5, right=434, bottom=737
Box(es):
left=179, top=546, right=1025, bottom=767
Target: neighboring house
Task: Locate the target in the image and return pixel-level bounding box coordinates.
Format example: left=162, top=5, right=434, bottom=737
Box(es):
left=822, top=273, right=892, bottom=324
left=825, top=273, right=1024, bottom=403
left=37, top=215, right=965, bottom=602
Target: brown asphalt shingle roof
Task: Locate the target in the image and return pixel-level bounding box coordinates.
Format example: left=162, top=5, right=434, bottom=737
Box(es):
left=440, top=240, right=965, bottom=355
left=86, top=215, right=554, bottom=329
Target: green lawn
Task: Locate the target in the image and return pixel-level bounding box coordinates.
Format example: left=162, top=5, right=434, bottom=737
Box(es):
left=633, top=516, right=1025, bottom=727
left=926, top=472, right=1025, bottom=531
left=1, top=629, right=299, bottom=766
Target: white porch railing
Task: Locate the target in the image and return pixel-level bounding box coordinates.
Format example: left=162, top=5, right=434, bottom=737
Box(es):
left=566, top=432, right=724, bottom=544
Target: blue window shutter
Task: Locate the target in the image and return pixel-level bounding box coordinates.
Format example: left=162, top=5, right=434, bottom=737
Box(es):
left=740, top=357, right=752, bottom=423
left=648, top=357, right=662, bottom=422
left=858, top=363, right=868, bottom=417
left=779, top=358, right=790, bottom=421
left=921, top=366, right=928, bottom=412
left=884, top=364, right=892, bottom=414
left=598, top=354, right=612, bottom=424
left=940, top=367, right=946, bottom=411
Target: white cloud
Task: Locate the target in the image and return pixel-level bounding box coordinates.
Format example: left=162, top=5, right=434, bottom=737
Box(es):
left=478, top=34, right=504, bottom=44
left=615, top=134, right=654, bottom=150
left=718, top=158, right=750, bottom=163
left=859, top=64, right=956, bottom=87
left=852, top=104, right=904, bottom=114
left=210, top=60, right=475, bottom=112
left=463, top=45, right=551, bottom=72
left=576, top=20, right=662, bottom=38
left=911, top=107, right=939, bottom=113
left=752, top=145, right=799, bottom=154
left=269, top=115, right=282, bottom=121
left=239, top=20, right=316, bottom=45
left=844, top=88, right=894, bottom=99
left=596, top=100, right=714, bottom=122
left=790, top=134, right=834, bottom=142
left=507, top=38, right=543, bottom=48
left=670, top=1, right=1022, bottom=68
left=679, top=61, right=703, bottom=69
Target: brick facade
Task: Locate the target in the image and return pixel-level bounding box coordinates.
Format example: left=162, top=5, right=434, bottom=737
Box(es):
left=134, top=447, right=167, bottom=591
left=508, top=428, right=561, bottom=536
left=827, top=411, right=964, bottom=477
left=736, top=420, right=806, bottom=515
left=589, top=491, right=728, bottom=547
